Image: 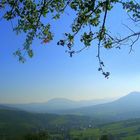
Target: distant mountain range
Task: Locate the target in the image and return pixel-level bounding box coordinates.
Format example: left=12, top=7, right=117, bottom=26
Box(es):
left=2, top=97, right=114, bottom=113
left=1, top=91, right=140, bottom=122
left=58, top=92, right=140, bottom=121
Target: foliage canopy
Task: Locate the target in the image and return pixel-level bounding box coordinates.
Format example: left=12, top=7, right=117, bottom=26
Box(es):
left=0, top=0, right=140, bottom=77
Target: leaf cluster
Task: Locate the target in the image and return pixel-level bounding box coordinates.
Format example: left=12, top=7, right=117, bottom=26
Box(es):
left=1, top=0, right=140, bottom=77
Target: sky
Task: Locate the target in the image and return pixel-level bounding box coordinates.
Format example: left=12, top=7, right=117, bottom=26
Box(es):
left=0, top=3, right=140, bottom=103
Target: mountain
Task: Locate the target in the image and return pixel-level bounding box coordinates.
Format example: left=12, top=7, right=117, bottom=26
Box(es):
left=45, top=98, right=114, bottom=111
left=58, top=92, right=140, bottom=122
left=3, top=98, right=114, bottom=113
left=3, top=92, right=140, bottom=122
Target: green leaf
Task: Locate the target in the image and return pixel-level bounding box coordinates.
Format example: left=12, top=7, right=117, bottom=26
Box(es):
left=28, top=50, right=33, bottom=58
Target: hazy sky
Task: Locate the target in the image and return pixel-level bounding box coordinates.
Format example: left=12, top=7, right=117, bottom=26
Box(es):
left=0, top=3, right=140, bottom=103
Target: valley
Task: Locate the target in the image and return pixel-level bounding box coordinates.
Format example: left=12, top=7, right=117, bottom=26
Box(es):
left=1, top=92, right=140, bottom=140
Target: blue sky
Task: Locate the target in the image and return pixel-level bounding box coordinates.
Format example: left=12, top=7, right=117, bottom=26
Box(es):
left=0, top=4, right=140, bottom=103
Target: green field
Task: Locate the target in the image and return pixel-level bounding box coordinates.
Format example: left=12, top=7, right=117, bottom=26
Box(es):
left=0, top=109, right=93, bottom=140
left=69, top=119, right=140, bottom=140
left=1, top=109, right=140, bottom=139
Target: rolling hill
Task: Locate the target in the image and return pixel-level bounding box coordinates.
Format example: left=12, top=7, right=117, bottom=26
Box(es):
left=1, top=107, right=140, bottom=140
left=0, top=108, right=93, bottom=140
left=0, top=104, right=19, bottom=110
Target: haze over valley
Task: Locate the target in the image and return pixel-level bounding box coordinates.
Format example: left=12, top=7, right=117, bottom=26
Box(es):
left=1, top=92, right=140, bottom=139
